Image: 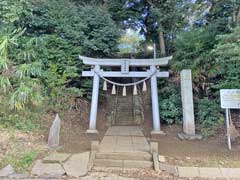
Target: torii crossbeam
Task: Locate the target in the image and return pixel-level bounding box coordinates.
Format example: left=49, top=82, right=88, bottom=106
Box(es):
left=80, top=55, right=172, bottom=135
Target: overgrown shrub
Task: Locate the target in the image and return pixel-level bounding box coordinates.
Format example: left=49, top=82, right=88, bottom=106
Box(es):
left=211, top=27, right=240, bottom=90
left=159, top=83, right=182, bottom=124
left=198, top=98, right=224, bottom=136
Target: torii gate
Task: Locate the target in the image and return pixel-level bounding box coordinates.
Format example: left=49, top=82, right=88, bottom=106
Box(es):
left=80, top=55, right=172, bottom=135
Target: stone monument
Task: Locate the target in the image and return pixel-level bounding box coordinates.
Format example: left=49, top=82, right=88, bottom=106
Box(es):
left=181, top=70, right=195, bottom=135
left=48, top=114, right=61, bottom=148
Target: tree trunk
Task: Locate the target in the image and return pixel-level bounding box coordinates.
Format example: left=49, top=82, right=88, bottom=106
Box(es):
left=237, top=9, right=240, bottom=26
left=233, top=8, right=240, bottom=27
left=159, top=31, right=166, bottom=56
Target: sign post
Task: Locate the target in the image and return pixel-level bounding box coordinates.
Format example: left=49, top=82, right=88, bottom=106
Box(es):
left=220, top=89, right=240, bottom=150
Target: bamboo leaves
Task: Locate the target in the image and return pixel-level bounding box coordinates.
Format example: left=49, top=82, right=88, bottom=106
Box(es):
left=0, top=28, right=43, bottom=110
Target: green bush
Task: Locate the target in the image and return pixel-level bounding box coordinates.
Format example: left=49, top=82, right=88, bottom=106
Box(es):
left=159, top=83, right=182, bottom=124
left=0, top=110, right=40, bottom=131
left=198, top=98, right=224, bottom=136
left=211, top=27, right=240, bottom=90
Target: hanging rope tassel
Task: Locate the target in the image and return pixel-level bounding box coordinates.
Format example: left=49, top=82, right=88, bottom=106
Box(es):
left=103, top=80, right=107, bottom=91
left=142, top=81, right=147, bottom=92
left=111, top=84, right=116, bottom=95
left=122, top=86, right=126, bottom=96
left=133, top=84, right=138, bottom=95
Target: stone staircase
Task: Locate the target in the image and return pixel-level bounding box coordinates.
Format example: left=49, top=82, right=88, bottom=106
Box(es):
left=90, top=126, right=156, bottom=170
left=114, top=92, right=135, bottom=126
left=106, top=84, right=145, bottom=126
left=94, top=152, right=153, bottom=169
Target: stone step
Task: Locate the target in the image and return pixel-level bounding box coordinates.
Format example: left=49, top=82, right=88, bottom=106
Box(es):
left=96, top=152, right=152, bottom=161
left=115, top=115, right=134, bottom=118
left=114, top=119, right=134, bottom=122
left=116, top=103, right=133, bottom=105
left=94, top=159, right=153, bottom=169
left=116, top=108, right=133, bottom=110
left=117, top=100, right=133, bottom=103
left=116, top=108, right=133, bottom=111
left=118, top=102, right=133, bottom=107
left=115, top=120, right=134, bottom=123
left=115, top=118, right=134, bottom=121
left=116, top=112, right=133, bottom=115
left=116, top=117, right=134, bottom=122
left=115, top=123, right=135, bottom=126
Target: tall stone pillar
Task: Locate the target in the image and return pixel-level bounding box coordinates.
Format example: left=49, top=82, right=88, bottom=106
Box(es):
left=87, top=65, right=100, bottom=134
left=181, top=70, right=195, bottom=135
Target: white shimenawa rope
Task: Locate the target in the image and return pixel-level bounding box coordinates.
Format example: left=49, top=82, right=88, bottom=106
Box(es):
left=93, top=69, right=158, bottom=87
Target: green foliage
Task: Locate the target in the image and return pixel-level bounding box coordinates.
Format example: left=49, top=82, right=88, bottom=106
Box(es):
left=173, top=24, right=240, bottom=137
left=0, top=29, right=43, bottom=111
left=198, top=98, right=224, bottom=137
left=159, top=83, right=182, bottom=124
left=118, top=29, right=144, bottom=55
left=18, top=150, right=38, bottom=170
left=24, top=0, right=120, bottom=98
left=147, top=1, right=185, bottom=32
left=27, top=1, right=120, bottom=57
left=77, top=5, right=120, bottom=56
left=173, top=28, right=216, bottom=73
left=211, top=27, right=240, bottom=90
left=204, top=0, right=237, bottom=33
left=0, top=106, right=40, bottom=131
left=0, top=0, right=239, bottom=139
left=0, top=0, right=32, bottom=26
left=0, top=0, right=121, bottom=123
left=1, top=147, right=38, bottom=172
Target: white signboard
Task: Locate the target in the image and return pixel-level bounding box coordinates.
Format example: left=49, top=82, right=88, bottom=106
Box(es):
left=220, top=89, right=240, bottom=109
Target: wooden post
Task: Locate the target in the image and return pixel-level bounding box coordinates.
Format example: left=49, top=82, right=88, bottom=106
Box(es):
left=87, top=65, right=100, bottom=134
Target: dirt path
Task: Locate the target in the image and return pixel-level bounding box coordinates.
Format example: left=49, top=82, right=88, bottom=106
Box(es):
left=153, top=125, right=240, bottom=167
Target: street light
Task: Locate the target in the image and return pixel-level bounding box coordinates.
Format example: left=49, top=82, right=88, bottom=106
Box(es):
left=147, top=43, right=156, bottom=59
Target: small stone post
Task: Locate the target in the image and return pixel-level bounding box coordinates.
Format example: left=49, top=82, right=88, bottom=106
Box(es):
left=181, top=70, right=195, bottom=135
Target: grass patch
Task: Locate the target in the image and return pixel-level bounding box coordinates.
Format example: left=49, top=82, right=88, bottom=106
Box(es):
left=0, top=127, right=45, bottom=172
left=0, top=112, right=40, bottom=132
left=0, top=136, right=40, bottom=172
left=1, top=149, right=39, bottom=172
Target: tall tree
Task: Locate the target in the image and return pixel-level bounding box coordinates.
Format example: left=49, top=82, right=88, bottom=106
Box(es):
left=146, top=0, right=185, bottom=56
left=106, top=0, right=186, bottom=56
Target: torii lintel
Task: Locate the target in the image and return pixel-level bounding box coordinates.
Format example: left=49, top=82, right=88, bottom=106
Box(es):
left=79, top=55, right=172, bottom=67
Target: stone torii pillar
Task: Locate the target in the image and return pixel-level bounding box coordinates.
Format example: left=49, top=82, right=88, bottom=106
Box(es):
left=150, top=65, right=162, bottom=134
left=80, top=55, right=172, bottom=135
left=87, top=65, right=100, bottom=134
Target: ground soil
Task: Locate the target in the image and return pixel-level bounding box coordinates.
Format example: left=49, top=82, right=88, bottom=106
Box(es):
left=40, top=101, right=108, bottom=153
left=2, top=96, right=240, bottom=179
left=0, top=127, right=46, bottom=171
left=39, top=96, right=240, bottom=168
left=79, top=167, right=230, bottom=180
left=138, top=96, right=240, bottom=168
left=86, top=167, right=200, bottom=180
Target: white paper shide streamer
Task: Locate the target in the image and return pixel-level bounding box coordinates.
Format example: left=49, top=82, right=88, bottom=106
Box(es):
left=142, top=81, right=147, bottom=92
left=103, top=80, right=107, bottom=91
left=94, top=69, right=157, bottom=96
left=122, top=86, right=126, bottom=96
left=133, top=84, right=138, bottom=95
left=111, top=84, right=116, bottom=95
